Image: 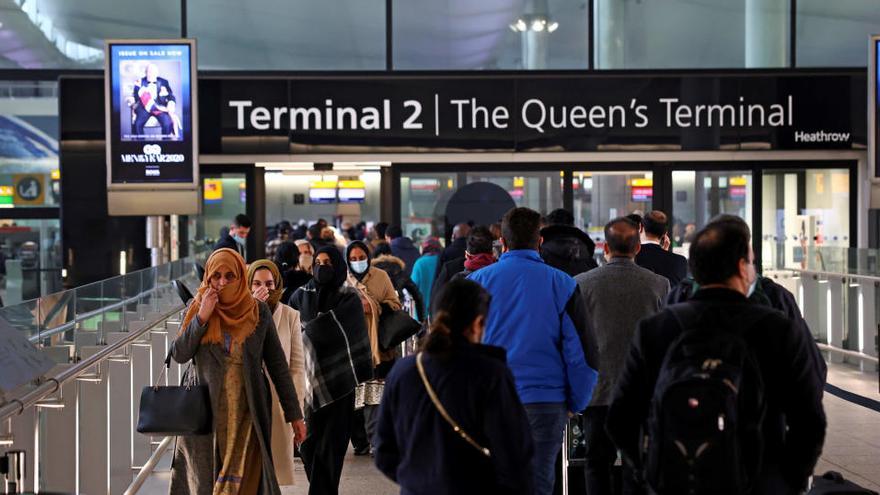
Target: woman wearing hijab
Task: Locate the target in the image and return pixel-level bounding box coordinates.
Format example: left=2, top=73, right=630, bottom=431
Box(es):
left=289, top=246, right=372, bottom=495
left=247, top=259, right=307, bottom=487
left=169, top=248, right=306, bottom=495
left=274, top=240, right=312, bottom=304
left=344, top=240, right=402, bottom=454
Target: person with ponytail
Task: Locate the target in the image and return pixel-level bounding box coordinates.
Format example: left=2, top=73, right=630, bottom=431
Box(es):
left=373, top=278, right=535, bottom=495
left=169, top=248, right=305, bottom=495
left=247, top=259, right=307, bottom=487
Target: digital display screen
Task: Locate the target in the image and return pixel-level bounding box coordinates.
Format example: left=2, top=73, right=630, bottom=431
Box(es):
left=105, top=40, right=197, bottom=186
left=338, top=188, right=365, bottom=203
left=631, top=186, right=653, bottom=202
left=309, top=188, right=337, bottom=204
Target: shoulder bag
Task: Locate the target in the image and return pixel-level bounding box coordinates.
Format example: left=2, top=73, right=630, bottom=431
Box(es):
left=416, top=352, right=490, bottom=458
left=378, top=307, right=422, bottom=351
left=136, top=352, right=212, bottom=436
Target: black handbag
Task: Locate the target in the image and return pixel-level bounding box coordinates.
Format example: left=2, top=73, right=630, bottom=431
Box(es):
left=378, top=306, right=422, bottom=351
left=136, top=353, right=212, bottom=436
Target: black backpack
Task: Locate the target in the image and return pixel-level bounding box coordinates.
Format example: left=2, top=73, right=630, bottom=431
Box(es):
left=643, top=303, right=767, bottom=495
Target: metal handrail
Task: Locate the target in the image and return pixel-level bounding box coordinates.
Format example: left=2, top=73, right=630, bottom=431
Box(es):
left=26, top=285, right=165, bottom=344
left=817, top=343, right=880, bottom=364
left=0, top=303, right=183, bottom=423
left=770, top=267, right=880, bottom=283
left=125, top=436, right=174, bottom=495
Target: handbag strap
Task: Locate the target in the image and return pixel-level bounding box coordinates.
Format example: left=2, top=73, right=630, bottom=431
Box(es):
left=415, top=352, right=490, bottom=458
left=154, top=351, right=198, bottom=390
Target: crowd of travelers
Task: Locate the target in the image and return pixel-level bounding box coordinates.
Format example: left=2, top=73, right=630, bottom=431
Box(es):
left=172, top=206, right=827, bottom=494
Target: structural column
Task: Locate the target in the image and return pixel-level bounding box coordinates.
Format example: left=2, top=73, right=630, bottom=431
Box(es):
left=745, top=0, right=789, bottom=68
left=594, top=0, right=624, bottom=69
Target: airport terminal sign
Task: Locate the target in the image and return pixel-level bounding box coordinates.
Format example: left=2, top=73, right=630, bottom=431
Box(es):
left=203, top=72, right=865, bottom=153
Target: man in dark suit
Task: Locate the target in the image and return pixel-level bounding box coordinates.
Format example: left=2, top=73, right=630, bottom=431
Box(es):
left=132, top=63, right=177, bottom=137
left=635, top=210, right=688, bottom=287
left=213, top=213, right=251, bottom=260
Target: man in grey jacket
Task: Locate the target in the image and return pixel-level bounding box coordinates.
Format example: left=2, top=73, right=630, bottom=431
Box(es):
left=575, top=217, right=669, bottom=495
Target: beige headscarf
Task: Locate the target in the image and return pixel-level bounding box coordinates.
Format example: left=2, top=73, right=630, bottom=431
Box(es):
left=246, top=259, right=284, bottom=312
left=181, top=248, right=260, bottom=349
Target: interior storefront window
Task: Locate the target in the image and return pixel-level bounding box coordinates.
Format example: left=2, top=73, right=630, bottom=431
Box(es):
left=264, top=172, right=381, bottom=230
left=0, top=219, right=63, bottom=305
left=192, top=174, right=247, bottom=250
left=761, top=168, right=850, bottom=271
left=671, top=170, right=753, bottom=258
left=573, top=171, right=653, bottom=247
left=401, top=172, right=458, bottom=245
left=465, top=171, right=563, bottom=216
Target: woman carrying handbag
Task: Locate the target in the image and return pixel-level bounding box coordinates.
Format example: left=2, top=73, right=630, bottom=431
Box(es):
left=169, top=248, right=306, bottom=495
left=344, top=240, right=402, bottom=454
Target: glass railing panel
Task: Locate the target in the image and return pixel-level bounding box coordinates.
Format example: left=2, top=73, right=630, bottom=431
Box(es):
left=0, top=298, right=41, bottom=343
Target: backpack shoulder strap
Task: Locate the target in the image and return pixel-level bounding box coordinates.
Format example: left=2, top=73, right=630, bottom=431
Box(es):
left=667, top=302, right=702, bottom=334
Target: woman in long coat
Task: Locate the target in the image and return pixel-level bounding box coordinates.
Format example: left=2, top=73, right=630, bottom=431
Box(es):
left=169, top=248, right=306, bottom=495
left=247, top=259, right=307, bottom=486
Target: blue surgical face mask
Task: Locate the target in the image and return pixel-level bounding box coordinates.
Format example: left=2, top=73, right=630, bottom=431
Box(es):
left=233, top=234, right=246, bottom=245
left=350, top=260, right=369, bottom=274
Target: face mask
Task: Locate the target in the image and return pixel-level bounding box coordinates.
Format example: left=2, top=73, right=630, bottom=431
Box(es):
left=233, top=234, right=246, bottom=246
left=299, top=253, right=314, bottom=270
left=350, top=260, right=369, bottom=275
left=314, top=264, right=335, bottom=285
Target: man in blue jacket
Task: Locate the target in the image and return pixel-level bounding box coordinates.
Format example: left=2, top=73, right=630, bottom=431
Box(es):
left=469, top=207, right=599, bottom=495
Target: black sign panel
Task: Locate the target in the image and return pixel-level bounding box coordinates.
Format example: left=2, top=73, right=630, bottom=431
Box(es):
left=199, top=71, right=866, bottom=155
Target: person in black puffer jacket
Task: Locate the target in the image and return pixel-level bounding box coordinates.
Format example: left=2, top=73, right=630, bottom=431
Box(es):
left=540, top=208, right=598, bottom=277
left=372, top=254, right=426, bottom=322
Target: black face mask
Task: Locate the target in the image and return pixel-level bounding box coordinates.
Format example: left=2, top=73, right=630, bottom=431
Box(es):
left=314, top=264, right=335, bottom=285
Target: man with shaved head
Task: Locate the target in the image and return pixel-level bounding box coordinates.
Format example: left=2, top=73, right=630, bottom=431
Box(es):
left=575, top=217, right=669, bottom=495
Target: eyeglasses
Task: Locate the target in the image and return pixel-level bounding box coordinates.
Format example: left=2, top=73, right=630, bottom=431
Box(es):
left=210, top=271, right=237, bottom=282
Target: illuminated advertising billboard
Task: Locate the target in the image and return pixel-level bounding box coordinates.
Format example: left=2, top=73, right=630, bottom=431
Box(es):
left=105, top=39, right=198, bottom=188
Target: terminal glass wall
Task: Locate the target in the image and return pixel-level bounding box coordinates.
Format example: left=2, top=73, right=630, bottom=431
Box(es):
left=796, top=0, right=880, bottom=67
left=671, top=170, right=753, bottom=257
left=393, top=0, right=589, bottom=69
left=0, top=80, right=60, bottom=207
left=594, top=0, right=752, bottom=69
left=1, top=1, right=879, bottom=69
left=761, top=168, right=850, bottom=271
left=573, top=171, right=653, bottom=243
left=465, top=171, right=563, bottom=215
left=189, top=0, right=386, bottom=69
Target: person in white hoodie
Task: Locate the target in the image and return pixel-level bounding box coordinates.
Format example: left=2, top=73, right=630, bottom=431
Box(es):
left=248, top=259, right=307, bottom=486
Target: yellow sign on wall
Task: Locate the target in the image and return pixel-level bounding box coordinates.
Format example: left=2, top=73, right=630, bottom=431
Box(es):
left=204, top=179, right=223, bottom=202
left=13, top=175, right=44, bottom=205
